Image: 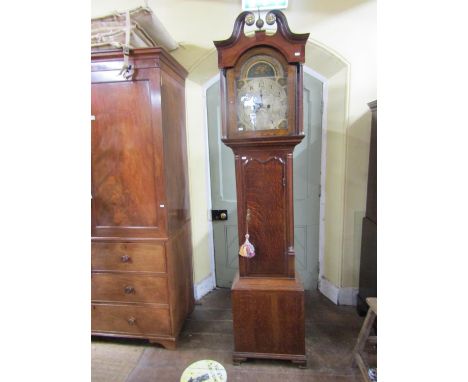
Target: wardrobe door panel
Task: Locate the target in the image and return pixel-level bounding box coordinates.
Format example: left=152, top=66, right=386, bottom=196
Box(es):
left=91, top=80, right=164, bottom=237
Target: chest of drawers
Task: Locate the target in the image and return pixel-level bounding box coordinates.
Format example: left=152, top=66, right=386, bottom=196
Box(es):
left=91, top=227, right=193, bottom=349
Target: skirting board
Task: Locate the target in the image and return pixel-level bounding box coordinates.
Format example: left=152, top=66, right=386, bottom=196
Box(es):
left=318, top=276, right=358, bottom=306
left=195, top=274, right=357, bottom=305
left=194, top=274, right=216, bottom=301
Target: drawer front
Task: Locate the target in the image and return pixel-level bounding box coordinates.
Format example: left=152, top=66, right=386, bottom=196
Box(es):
left=92, top=273, right=168, bottom=304
left=92, top=303, right=171, bottom=336
left=92, top=242, right=166, bottom=273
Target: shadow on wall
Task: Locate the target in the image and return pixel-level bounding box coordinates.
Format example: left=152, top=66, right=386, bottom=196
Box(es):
left=171, top=44, right=213, bottom=74
left=192, top=232, right=212, bottom=283
left=343, top=111, right=372, bottom=287
left=346, top=112, right=372, bottom=195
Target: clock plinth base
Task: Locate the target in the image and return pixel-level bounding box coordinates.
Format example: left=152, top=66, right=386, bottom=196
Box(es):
left=231, top=272, right=306, bottom=366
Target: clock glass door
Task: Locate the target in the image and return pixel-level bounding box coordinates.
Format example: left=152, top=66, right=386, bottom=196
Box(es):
left=236, top=55, right=288, bottom=132
left=225, top=47, right=296, bottom=139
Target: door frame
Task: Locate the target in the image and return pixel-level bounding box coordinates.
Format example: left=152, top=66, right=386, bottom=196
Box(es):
left=303, top=65, right=329, bottom=288
left=203, top=66, right=328, bottom=289
left=201, top=73, right=220, bottom=294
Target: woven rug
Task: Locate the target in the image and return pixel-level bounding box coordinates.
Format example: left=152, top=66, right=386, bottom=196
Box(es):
left=91, top=341, right=145, bottom=382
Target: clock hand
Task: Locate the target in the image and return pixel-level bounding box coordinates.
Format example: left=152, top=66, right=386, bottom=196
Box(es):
left=258, top=91, right=271, bottom=109
left=253, top=90, right=263, bottom=111
left=254, top=94, right=263, bottom=111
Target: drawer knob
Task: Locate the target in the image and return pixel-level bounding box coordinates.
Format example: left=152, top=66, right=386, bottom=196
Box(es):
left=121, top=255, right=131, bottom=263
left=124, top=286, right=135, bottom=294
left=127, top=317, right=136, bottom=326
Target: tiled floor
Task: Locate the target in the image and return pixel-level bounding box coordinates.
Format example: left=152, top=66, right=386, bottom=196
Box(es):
left=92, top=288, right=371, bottom=381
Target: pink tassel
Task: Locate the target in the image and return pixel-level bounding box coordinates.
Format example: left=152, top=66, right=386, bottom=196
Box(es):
left=239, top=233, right=255, bottom=258
left=239, top=208, right=255, bottom=258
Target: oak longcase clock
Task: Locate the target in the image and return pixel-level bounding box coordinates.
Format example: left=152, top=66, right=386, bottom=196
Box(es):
left=214, top=10, right=309, bottom=366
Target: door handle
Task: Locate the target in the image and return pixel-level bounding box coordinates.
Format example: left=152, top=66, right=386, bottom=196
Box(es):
left=212, top=210, right=228, bottom=221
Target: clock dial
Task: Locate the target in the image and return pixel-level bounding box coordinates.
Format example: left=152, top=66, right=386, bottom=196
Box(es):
left=236, top=56, right=288, bottom=132
left=237, top=78, right=288, bottom=131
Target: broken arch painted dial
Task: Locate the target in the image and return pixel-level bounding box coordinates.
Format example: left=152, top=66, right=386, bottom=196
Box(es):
left=236, top=55, right=288, bottom=131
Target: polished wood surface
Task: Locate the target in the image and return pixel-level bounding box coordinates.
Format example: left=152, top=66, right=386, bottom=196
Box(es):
left=91, top=81, right=161, bottom=233
left=91, top=48, right=188, bottom=79
left=214, top=10, right=309, bottom=68
left=233, top=147, right=299, bottom=279
left=357, top=217, right=377, bottom=314
left=166, top=223, right=195, bottom=337
left=216, top=12, right=307, bottom=142
left=366, top=100, right=377, bottom=224
left=238, top=153, right=288, bottom=277
left=91, top=273, right=169, bottom=304
left=160, top=70, right=191, bottom=235
left=243, top=156, right=286, bottom=276
left=215, top=11, right=307, bottom=365
left=232, top=273, right=306, bottom=366
left=91, top=63, right=167, bottom=240
left=91, top=242, right=166, bottom=273
left=92, top=303, right=171, bottom=336
left=91, top=48, right=193, bottom=349
left=357, top=101, right=377, bottom=316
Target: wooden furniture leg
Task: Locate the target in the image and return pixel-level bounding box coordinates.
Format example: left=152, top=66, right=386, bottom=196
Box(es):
left=232, top=356, right=247, bottom=366
left=352, top=297, right=377, bottom=382
left=149, top=338, right=177, bottom=350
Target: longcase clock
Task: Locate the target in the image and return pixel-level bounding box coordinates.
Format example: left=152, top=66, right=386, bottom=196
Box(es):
left=214, top=10, right=309, bottom=366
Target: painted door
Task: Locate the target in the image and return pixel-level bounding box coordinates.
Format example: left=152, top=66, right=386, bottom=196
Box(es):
left=207, top=72, right=323, bottom=290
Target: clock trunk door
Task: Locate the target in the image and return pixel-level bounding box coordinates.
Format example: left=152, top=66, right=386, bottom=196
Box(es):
left=208, top=72, right=323, bottom=288
left=238, top=153, right=288, bottom=277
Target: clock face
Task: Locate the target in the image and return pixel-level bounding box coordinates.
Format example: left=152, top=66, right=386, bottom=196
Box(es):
left=236, top=55, right=288, bottom=132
